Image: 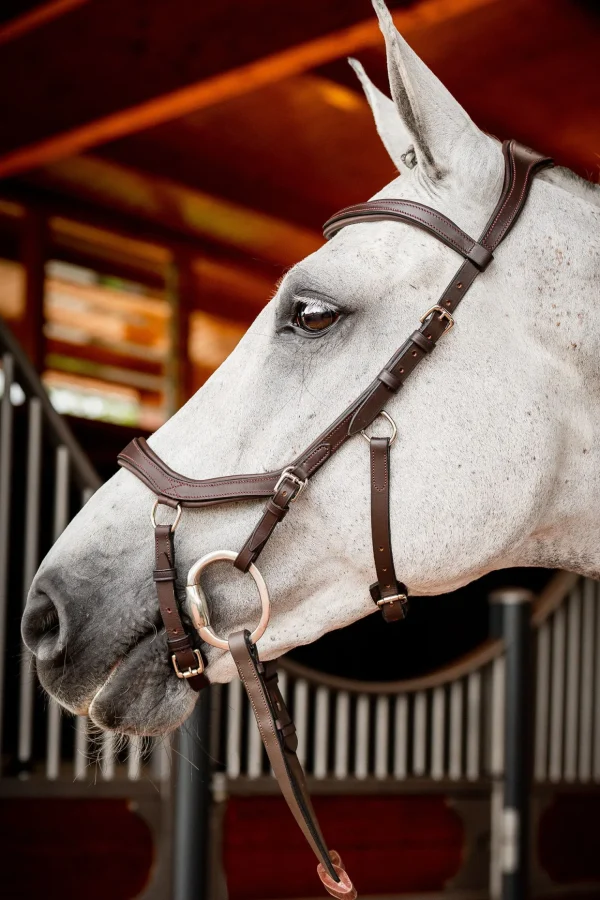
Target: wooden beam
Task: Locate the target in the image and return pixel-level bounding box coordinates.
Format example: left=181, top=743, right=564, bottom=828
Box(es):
left=1, top=177, right=295, bottom=284
left=16, top=154, right=322, bottom=267
left=0, top=0, right=499, bottom=178
left=0, top=0, right=87, bottom=46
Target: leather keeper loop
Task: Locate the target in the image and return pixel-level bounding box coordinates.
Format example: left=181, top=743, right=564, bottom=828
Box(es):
left=467, top=242, right=493, bottom=270
left=410, top=330, right=433, bottom=353
left=167, top=634, right=193, bottom=652
left=153, top=567, right=177, bottom=582
left=266, top=498, right=288, bottom=519
left=377, top=368, right=403, bottom=391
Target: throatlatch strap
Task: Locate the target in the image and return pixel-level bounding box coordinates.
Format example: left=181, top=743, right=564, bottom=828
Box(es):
left=153, top=524, right=206, bottom=691
left=228, top=630, right=357, bottom=900
left=369, top=437, right=408, bottom=623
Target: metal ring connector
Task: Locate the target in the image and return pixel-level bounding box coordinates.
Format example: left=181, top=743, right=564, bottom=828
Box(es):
left=151, top=499, right=182, bottom=533
left=419, top=305, right=455, bottom=334
left=361, top=410, right=397, bottom=446
left=274, top=466, right=308, bottom=503
left=186, top=550, right=271, bottom=651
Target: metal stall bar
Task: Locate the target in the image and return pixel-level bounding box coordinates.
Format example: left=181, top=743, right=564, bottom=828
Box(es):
left=354, top=694, right=369, bottom=779
left=294, top=678, right=309, bottom=768
left=334, top=691, right=350, bottom=779
left=466, top=671, right=482, bottom=781
left=534, top=622, right=550, bottom=782
left=0, top=353, right=14, bottom=755
left=314, top=686, right=329, bottom=779
left=46, top=445, right=70, bottom=780
left=449, top=680, right=463, bottom=780
left=564, top=586, right=581, bottom=782
left=490, top=587, right=534, bottom=900
left=174, top=689, right=212, bottom=900
left=226, top=677, right=242, bottom=779
left=431, top=686, right=446, bottom=781
left=18, top=397, right=42, bottom=769
left=549, top=604, right=566, bottom=782
left=579, top=579, right=595, bottom=782
left=393, top=694, right=408, bottom=779
left=412, top=691, right=427, bottom=776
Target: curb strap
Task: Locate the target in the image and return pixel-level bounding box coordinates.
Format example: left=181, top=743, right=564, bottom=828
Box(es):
left=153, top=524, right=207, bottom=691
left=369, top=437, right=408, bottom=622
left=228, top=630, right=357, bottom=900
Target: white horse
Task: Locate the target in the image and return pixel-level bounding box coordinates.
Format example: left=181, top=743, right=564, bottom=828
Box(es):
left=22, top=0, right=600, bottom=736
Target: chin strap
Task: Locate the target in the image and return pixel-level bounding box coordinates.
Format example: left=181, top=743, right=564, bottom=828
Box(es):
left=228, top=630, right=357, bottom=900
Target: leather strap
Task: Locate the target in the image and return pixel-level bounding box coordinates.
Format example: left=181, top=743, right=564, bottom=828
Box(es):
left=154, top=524, right=207, bottom=691
left=228, top=630, right=356, bottom=900
left=119, top=141, right=552, bottom=518
left=118, top=139, right=553, bottom=894
left=324, top=199, right=494, bottom=270
left=369, top=437, right=408, bottom=623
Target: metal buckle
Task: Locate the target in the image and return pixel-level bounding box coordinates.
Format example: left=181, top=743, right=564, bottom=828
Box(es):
left=361, top=410, right=397, bottom=446
left=376, top=592, right=408, bottom=609
left=151, top=499, right=182, bottom=533
left=419, top=305, right=455, bottom=334
left=172, top=648, right=204, bottom=679
left=274, top=466, right=308, bottom=503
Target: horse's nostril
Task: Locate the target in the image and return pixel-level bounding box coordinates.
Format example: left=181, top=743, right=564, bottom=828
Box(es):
left=22, top=591, right=65, bottom=660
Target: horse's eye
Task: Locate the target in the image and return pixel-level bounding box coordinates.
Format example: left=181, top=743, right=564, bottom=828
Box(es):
left=293, top=299, right=339, bottom=334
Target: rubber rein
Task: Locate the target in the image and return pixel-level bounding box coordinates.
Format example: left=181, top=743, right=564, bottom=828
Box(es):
left=118, top=140, right=552, bottom=897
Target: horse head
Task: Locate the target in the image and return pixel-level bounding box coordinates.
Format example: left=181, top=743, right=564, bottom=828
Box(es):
left=22, top=0, right=600, bottom=735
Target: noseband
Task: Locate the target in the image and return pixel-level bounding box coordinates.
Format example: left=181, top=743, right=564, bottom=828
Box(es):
left=118, top=140, right=552, bottom=896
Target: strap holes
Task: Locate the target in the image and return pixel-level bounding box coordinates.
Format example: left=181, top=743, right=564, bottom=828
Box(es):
left=379, top=546, right=384, bottom=552
left=457, top=282, right=463, bottom=289
left=166, top=607, right=171, bottom=614
left=426, top=333, right=432, bottom=340
left=382, top=568, right=387, bottom=573
left=411, top=350, right=418, bottom=357
left=173, top=629, right=178, bottom=634
left=445, top=300, right=452, bottom=307
left=399, top=368, right=404, bottom=374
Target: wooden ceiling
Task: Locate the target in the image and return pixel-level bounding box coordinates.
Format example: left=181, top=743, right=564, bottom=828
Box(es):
left=0, top=0, right=598, bottom=312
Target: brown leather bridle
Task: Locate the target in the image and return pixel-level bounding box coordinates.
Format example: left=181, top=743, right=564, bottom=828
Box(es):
left=118, top=140, right=552, bottom=897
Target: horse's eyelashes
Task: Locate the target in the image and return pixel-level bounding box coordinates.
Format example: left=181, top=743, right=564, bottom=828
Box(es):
left=292, top=297, right=340, bottom=335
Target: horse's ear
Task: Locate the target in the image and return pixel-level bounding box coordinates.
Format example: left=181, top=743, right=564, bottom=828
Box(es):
left=348, top=58, right=416, bottom=175
left=372, top=0, right=485, bottom=182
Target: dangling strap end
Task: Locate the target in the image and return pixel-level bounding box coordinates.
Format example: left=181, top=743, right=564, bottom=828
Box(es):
left=317, top=851, right=357, bottom=900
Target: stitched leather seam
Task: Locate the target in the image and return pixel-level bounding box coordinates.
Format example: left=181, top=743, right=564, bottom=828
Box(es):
left=329, top=201, right=475, bottom=247
left=491, top=164, right=536, bottom=249
left=331, top=207, right=474, bottom=256
left=371, top=446, right=388, bottom=492
left=237, top=660, right=280, bottom=753
left=302, top=443, right=331, bottom=476
left=482, top=144, right=517, bottom=245
left=120, top=452, right=277, bottom=499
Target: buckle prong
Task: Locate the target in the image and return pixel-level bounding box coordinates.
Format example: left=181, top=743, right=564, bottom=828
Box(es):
left=274, top=466, right=308, bottom=503
left=376, top=592, right=408, bottom=608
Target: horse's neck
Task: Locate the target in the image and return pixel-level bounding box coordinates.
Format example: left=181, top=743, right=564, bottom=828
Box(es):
left=518, top=171, right=600, bottom=577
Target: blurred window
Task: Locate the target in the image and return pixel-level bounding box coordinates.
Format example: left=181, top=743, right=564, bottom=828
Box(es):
left=43, top=259, right=174, bottom=430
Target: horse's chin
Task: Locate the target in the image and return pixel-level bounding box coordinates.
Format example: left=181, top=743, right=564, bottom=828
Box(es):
left=36, top=630, right=197, bottom=737
left=86, top=634, right=197, bottom=736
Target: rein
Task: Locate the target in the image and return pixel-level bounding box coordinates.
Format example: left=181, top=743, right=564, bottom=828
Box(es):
left=118, top=140, right=552, bottom=897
